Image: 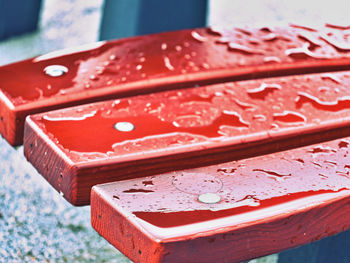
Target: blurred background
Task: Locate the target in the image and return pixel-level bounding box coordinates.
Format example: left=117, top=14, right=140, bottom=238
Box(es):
left=0, top=0, right=350, bottom=262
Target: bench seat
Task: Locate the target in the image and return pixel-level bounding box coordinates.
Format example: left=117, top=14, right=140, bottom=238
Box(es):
left=91, top=136, right=350, bottom=262
left=2, top=23, right=350, bottom=145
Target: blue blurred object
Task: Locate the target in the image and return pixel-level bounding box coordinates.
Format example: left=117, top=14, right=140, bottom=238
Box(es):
left=0, top=0, right=42, bottom=40
left=99, top=0, right=208, bottom=40
left=278, top=229, right=350, bottom=263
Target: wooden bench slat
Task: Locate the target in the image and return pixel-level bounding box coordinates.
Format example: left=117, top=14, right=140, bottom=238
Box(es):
left=24, top=70, right=350, bottom=205
left=3, top=23, right=350, bottom=145
left=91, top=136, right=350, bottom=262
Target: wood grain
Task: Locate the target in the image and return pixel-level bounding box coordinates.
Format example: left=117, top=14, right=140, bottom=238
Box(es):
left=91, top=137, right=350, bottom=262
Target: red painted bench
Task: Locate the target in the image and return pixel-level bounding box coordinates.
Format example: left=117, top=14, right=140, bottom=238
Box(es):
left=91, top=136, right=350, bottom=262
left=2, top=23, right=350, bottom=145
left=2, top=23, right=350, bottom=262
left=24, top=70, right=350, bottom=205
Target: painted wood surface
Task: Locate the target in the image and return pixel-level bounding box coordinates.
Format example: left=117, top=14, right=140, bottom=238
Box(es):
left=24, top=70, right=350, bottom=205
left=3, top=23, right=350, bottom=145
left=91, top=136, right=350, bottom=262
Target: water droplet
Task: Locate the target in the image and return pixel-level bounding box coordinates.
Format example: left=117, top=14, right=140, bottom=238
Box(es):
left=326, top=23, right=350, bottom=30
left=173, top=172, right=223, bottom=195
left=198, top=193, right=221, bottom=204
left=191, top=31, right=208, bottom=42
left=263, top=56, right=282, bottom=63
left=228, top=42, right=265, bottom=55
left=324, top=160, right=337, bottom=166
left=235, top=27, right=252, bottom=36
left=247, top=83, right=281, bottom=99
left=319, top=173, right=328, bottom=179
left=207, top=26, right=223, bottom=36
left=308, top=146, right=336, bottom=154
left=175, top=45, right=182, bottom=52
left=184, top=54, right=191, bottom=60
left=44, top=65, right=68, bottom=77
left=248, top=37, right=260, bottom=45
left=253, top=169, right=291, bottom=181
left=163, top=56, right=175, bottom=71
left=321, top=74, right=342, bottom=84
left=260, top=27, right=273, bottom=33
left=237, top=195, right=261, bottom=207
left=319, top=31, right=350, bottom=51
left=111, top=99, right=129, bottom=109
left=123, top=189, right=154, bottom=193
left=114, top=122, right=134, bottom=132
left=142, top=180, right=154, bottom=186
left=201, top=62, right=210, bottom=69
left=89, top=74, right=99, bottom=81
left=318, top=86, right=330, bottom=93
left=233, top=98, right=255, bottom=110
left=285, top=43, right=330, bottom=59
left=289, top=23, right=318, bottom=32
left=35, top=87, right=44, bottom=98
left=298, top=32, right=322, bottom=48
left=215, top=37, right=230, bottom=44
left=253, top=114, right=267, bottom=121
left=339, top=140, right=349, bottom=148
left=336, top=171, right=350, bottom=178
left=312, top=161, right=322, bottom=168
left=95, top=66, right=105, bottom=74
left=221, top=110, right=250, bottom=127
left=273, top=111, right=306, bottom=123
left=296, top=91, right=350, bottom=111
left=217, top=168, right=237, bottom=174
left=109, top=54, right=117, bottom=60
left=261, top=33, right=278, bottom=41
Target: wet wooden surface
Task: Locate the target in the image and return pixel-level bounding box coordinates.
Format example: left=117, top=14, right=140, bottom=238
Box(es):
left=3, top=24, right=350, bottom=145
left=91, top=136, right=350, bottom=262
left=24, top=68, right=350, bottom=205
left=2, top=0, right=350, bottom=262
left=0, top=1, right=132, bottom=262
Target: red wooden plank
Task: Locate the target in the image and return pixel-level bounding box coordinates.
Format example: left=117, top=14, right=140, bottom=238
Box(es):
left=24, top=71, right=350, bottom=205
left=91, top=137, right=350, bottom=262
left=3, top=23, right=350, bottom=145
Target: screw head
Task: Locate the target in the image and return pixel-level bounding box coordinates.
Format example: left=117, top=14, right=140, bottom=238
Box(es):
left=198, top=193, right=221, bottom=204
left=44, top=65, right=68, bottom=77
left=114, top=122, right=134, bottom=132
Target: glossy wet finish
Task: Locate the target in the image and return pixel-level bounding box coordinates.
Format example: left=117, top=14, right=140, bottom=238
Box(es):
left=24, top=71, right=350, bottom=205
left=3, top=23, right=350, bottom=145
left=91, top=137, right=350, bottom=262
left=30, top=72, right=350, bottom=157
